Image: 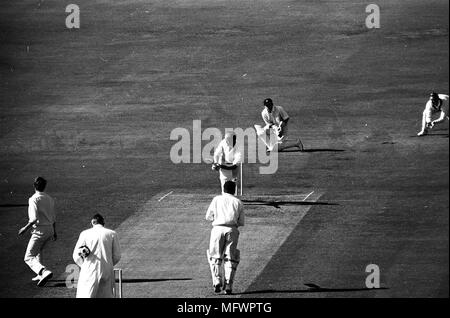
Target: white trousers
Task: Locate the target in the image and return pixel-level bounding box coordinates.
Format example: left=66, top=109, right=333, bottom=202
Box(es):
left=24, top=225, right=54, bottom=275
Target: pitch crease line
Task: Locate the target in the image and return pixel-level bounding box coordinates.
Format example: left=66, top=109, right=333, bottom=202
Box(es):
left=158, top=191, right=173, bottom=202
left=303, top=191, right=314, bottom=201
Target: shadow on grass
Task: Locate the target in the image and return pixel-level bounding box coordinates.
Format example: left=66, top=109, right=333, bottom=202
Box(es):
left=281, top=148, right=345, bottom=153
left=242, top=200, right=338, bottom=209
left=411, top=133, right=449, bottom=137
left=46, top=278, right=192, bottom=287
left=238, top=284, right=388, bottom=295
left=0, top=204, right=28, bottom=208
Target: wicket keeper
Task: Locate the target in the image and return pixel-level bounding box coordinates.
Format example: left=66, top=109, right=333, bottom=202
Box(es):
left=257, top=98, right=304, bottom=151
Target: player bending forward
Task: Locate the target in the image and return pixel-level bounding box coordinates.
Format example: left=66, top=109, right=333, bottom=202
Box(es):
left=212, top=132, right=242, bottom=194
left=206, top=181, right=244, bottom=295
left=254, top=98, right=304, bottom=152
left=417, top=92, right=449, bottom=136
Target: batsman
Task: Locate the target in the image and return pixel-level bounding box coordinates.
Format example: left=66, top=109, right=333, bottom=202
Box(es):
left=211, top=132, right=242, bottom=194
left=206, top=181, right=244, bottom=295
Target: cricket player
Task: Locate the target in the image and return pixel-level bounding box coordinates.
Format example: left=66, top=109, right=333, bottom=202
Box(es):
left=18, top=177, right=56, bottom=287
left=256, top=98, right=304, bottom=152
left=73, top=214, right=121, bottom=298
left=212, top=132, right=242, bottom=194
left=418, top=92, right=449, bottom=136
left=206, top=181, right=244, bottom=295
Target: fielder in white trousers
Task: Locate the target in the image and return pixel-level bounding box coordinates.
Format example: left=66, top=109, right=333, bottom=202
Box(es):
left=19, top=177, right=57, bottom=287
left=418, top=92, right=449, bottom=136
left=73, top=216, right=121, bottom=298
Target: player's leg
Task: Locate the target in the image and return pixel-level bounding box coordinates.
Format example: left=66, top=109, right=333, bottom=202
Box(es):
left=24, top=230, right=46, bottom=276
left=24, top=228, right=53, bottom=285
left=223, top=228, right=240, bottom=294
left=207, top=227, right=226, bottom=292
left=278, top=139, right=304, bottom=151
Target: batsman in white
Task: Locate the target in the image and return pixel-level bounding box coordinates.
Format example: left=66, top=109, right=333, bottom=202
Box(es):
left=206, top=181, right=244, bottom=295
left=73, top=214, right=121, bottom=298
left=18, top=177, right=56, bottom=287
left=255, top=98, right=304, bottom=152
left=417, top=92, right=449, bottom=136
left=212, top=132, right=242, bottom=194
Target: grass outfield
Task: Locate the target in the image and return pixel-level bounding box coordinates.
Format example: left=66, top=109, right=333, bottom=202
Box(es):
left=0, top=0, right=448, bottom=298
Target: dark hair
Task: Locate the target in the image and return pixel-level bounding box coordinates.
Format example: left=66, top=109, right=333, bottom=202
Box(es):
left=33, top=177, right=47, bottom=192
left=92, top=214, right=105, bottom=226
left=223, top=181, right=236, bottom=195
left=264, top=98, right=273, bottom=107
left=430, top=91, right=439, bottom=100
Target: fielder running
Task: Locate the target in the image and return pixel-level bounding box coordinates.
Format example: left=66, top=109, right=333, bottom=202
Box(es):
left=254, top=98, right=304, bottom=152
left=18, top=177, right=56, bottom=287
left=212, top=132, right=242, bottom=194
left=73, top=214, right=121, bottom=298
left=206, top=181, right=244, bottom=295
left=417, top=92, right=449, bottom=136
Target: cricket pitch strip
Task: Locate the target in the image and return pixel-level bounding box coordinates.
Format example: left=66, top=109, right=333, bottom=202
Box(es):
left=113, top=190, right=323, bottom=297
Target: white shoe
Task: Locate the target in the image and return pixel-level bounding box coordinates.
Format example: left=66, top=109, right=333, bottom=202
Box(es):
left=32, top=275, right=41, bottom=282
left=417, top=131, right=426, bottom=136
left=37, top=269, right=53, bottom=287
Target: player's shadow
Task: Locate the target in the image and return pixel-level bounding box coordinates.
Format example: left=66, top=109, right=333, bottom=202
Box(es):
left=282, top=148, right=345, bottom=153
left=118, top=278, right=192, bottom=284
left=242, top=200, right=338, bottom=209
left=237, top=284, right=388, bottom=295
left=0, top=204, right=28, bottom=208
left=46, top=278, right=192, bottom=287
left=411, top=133, right=449, bottom=137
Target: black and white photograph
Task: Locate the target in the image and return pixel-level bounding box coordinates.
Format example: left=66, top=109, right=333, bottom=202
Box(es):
left=0, top=0, right=448, bottom=308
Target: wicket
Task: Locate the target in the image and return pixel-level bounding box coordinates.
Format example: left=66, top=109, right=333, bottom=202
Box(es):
left=114, top=268, right=123, bottom=298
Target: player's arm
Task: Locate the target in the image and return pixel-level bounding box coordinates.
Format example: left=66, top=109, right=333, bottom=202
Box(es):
left=18, top=221, right=36, bottom=235
left=112, top=232, right=121, bottom=266
left=73, top=233, right=86, bottom=266
left=205, top=198, right=216, bottom=222
left=278, top=107, right=290, bottom=128
left=213, top=142, right=223, bottom=164
left=432, top=107, right=448, bottom=125
left=237, top=202, right=244, bottom=227
left=419, top=101, right=432, bottom=133
left=262, top=111, right=273, bottom=128
left=18, top=199, right=37, bottom=235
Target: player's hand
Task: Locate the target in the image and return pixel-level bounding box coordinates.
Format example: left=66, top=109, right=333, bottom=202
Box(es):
left=78, top=246, right=91, bottom=258
left=211, top=163, right=220, bottom=171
